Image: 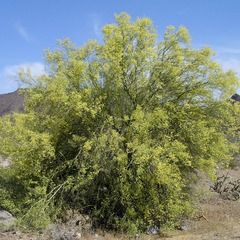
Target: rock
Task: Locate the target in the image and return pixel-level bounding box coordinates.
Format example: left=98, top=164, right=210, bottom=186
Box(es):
left=231, top=93, right=240, bottom=102
left=0, top=156, right=11, bottom=167
left=0, top=210, right=16, bottom=222
left=146, top=225, right=159, bottom=235
left=75, top=232, right=82, bottom=239
left=0, top=210, right=17, bottom=231
left=135, top=233, right=141, bottom=239
left=180, top=224, right=191, bottom=231
left=0, top=210, right=12, bottom=220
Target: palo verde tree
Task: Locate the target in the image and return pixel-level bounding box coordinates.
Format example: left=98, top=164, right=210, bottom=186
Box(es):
left=0, top=13, right=240, bottom=232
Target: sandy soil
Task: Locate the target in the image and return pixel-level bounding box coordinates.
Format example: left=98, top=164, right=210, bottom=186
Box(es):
left=159, top=168, right=240, bottom=240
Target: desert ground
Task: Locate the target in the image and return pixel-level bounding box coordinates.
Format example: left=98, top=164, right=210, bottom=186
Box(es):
left=1, top=166, right=240, bottom=240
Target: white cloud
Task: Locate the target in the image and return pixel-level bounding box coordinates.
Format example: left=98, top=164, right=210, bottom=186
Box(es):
left=15, top=23, right=30, bottom=41
left=0, top=62, right=45, bottom=94
left=216, top=58, right=240, bottom=74
left=0, top=77, right=19, bottom=94
left=207, top=45, right=240, bottom=76
left=86, top=13, right=103, bottom=40
left=213, top=46, right=240, bottom=55
left=3, top=62, right=45, bottom=79
left=93, top=20, right=102, bottom=39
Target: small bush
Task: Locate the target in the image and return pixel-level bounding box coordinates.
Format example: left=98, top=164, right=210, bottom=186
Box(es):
left=18, top=202, right=51, bottom=230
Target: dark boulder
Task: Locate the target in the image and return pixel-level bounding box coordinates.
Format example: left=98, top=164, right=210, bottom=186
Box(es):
left=231, top=93, right=240, bottom=102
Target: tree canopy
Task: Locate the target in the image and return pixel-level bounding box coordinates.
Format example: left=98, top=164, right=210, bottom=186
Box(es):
left=0, top=13, right=240, bottom=233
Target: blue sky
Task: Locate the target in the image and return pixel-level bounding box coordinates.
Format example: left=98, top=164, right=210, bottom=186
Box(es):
left=1, top=0, right=240, bottom=94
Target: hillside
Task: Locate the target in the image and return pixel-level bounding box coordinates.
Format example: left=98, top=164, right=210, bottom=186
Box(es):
left=0, top=90, right=24, bottom=117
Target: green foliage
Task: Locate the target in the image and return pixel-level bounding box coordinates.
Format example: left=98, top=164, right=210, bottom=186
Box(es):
left=18, top=201, right=51, bottom=230
left=1, top=13, right=240, bottom=233
left=0, top=219, right=17, bottom=232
